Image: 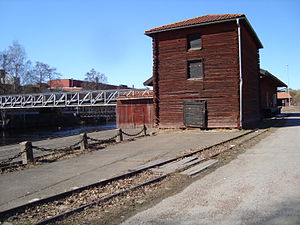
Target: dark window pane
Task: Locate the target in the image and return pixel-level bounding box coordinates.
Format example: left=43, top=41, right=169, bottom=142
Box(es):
left=188, top=60, right=203, bottom=78
left=188, top=34, right=201, bottom=49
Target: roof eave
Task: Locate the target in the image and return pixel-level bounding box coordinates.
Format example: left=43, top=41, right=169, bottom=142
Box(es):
left=145, top=17, right=242, bottom=36
left=260, top=69, right=287, bottom=87
left=243, top=17, right=263, bottom=49
left=143, top=77, right=153, bottom=86
left=145, top=16, right=263, bottom=49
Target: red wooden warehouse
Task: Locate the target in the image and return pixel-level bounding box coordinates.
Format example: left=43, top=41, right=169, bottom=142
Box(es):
left=116, top=14, right=287, bottom=129
left=259, top=69, right=287, bottom=116
left=145, top=14, right=264, bottom=129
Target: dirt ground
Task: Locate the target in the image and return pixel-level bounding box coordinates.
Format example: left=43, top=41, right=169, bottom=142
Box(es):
left=56, top=122, right=278, bottom=225
left=2, top=112, right=289, bottom=225
left=281, top=105, right=300, bottom=113
left=121, top=109, right=300, bottom=225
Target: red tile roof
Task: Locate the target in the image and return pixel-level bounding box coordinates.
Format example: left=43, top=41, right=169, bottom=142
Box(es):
left=145, top=14, right=245, bottom=34
left=277, top=92, right=292, bottom=99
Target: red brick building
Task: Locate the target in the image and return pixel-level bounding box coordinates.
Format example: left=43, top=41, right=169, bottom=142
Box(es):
left=145, top=14, right=264, bottom=129
left=49, top=79, right=83, bottom=91
left=48, top=79, right=129, bottom=92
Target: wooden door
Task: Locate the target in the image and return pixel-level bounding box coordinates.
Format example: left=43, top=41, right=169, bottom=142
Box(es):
left=184, top=100, right=207, bottom=128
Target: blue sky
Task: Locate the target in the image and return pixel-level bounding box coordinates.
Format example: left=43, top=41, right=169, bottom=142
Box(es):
left=0, top=0, right=299, bottom=89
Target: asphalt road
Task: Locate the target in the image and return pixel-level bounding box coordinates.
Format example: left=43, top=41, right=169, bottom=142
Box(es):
left=122, top=112, right=300, bottom=225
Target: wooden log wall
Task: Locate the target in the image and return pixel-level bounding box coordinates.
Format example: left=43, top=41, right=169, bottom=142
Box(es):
left=116, top=98, right=154, bottom=129
left=152, top=38, right=160, bottom=127
left=240, top=23, right=261, bottom=126
left=151, top=22, right=241, bottom=128
left=260, top=77, right=278, bottom=109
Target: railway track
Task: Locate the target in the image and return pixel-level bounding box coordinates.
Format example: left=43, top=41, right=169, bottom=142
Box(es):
left=0, top=128, right=269, bottom=225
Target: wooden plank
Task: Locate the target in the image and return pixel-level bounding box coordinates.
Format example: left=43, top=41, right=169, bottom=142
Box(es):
left=180, top=159, right=218, bottom=177
left=151, top=156, right=198, bottom=174
left=184, top=100, right=206, bottom=128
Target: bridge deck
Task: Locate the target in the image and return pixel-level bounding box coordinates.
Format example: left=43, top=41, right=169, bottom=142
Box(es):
left=0, top=89, right=152, bottom=109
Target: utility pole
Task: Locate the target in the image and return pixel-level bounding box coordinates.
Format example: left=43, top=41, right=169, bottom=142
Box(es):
left=286, top=65, right=291, bottom=107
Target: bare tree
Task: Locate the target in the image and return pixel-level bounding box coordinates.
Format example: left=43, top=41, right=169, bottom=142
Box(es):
left=32, top=61, right=61, bottom=91
left=289, top=89, right=300, bottom=106
left=0, top=41, right=31, bottom=93
left=82, top=68, right=108, bottom=90
left=0, top=69, right=8, bottom=94
left=0, top=52, right=11, bottom=94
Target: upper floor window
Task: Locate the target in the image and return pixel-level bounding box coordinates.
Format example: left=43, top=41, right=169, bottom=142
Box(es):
left=187, top=60, right=203, bottom=79
left=187, top=34, right=202, bottom=50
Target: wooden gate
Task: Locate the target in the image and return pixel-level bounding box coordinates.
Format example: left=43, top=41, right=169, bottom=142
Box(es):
left=117, top=97, right=154, bottom=129
left=184, top=100, right=207, bottom=128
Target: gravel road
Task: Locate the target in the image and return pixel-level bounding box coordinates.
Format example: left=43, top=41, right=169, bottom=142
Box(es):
left=122, top=112, right=300, bottom=225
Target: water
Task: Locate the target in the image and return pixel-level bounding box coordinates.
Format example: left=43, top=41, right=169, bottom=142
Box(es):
left=0, top=121, right=116, bottom=146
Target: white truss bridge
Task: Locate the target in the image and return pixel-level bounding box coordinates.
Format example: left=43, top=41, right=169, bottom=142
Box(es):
left=0, top=89, right=152, bottom=109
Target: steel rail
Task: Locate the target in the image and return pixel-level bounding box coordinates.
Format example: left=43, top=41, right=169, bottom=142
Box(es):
left=34, top=175, right=168, bottom=225
left=1, top=128, right=274, bottom=225
left=0, top=128, right=259, bottom=221
left=33, top=129, right=269, bottom=225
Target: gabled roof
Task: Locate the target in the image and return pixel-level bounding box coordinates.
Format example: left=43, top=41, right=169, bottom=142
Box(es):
left=145, top=14, right=263, bottom=48
left=277, top=92, right=292, bottom=99
left=143, top=77, right=153, bottom=86
left=145, top=14, right=244, bottom=33
left=260, top=69, right=287, bottom=87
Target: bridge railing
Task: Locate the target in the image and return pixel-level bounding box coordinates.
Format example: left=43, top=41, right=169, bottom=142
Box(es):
left=0, top=89, right=151, bottom=109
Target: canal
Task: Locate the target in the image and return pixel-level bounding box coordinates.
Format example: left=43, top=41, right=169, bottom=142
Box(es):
left=0, top=121, right=116, bottom=146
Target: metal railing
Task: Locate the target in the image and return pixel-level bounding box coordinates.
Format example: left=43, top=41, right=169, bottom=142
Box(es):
left=0, top=89, right=152, bottom=109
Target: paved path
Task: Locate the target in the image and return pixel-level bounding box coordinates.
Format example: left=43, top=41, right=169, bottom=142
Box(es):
left=0, top=128, right=243, bottom=212
left=0, top=128, right=151, bottom=163
left=122, top=113, right=300, bottom=225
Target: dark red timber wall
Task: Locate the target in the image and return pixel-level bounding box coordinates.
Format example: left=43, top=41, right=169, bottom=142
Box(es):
left=260, top=78, right=278, bottom=109
left=240, top=22, right=261, bottom=126
left=259, top=69, right=287, bottom=116
left=117, top=97, right=154, bottom=129
left=150, top=22, right=241, bottom=128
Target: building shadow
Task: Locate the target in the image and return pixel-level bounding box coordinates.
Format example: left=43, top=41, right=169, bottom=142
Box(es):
left=239, top=199, right=300, bottom=225
left=246, top=112, right=300, bottom=130
left=272, top=113, right=300, bottom=128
